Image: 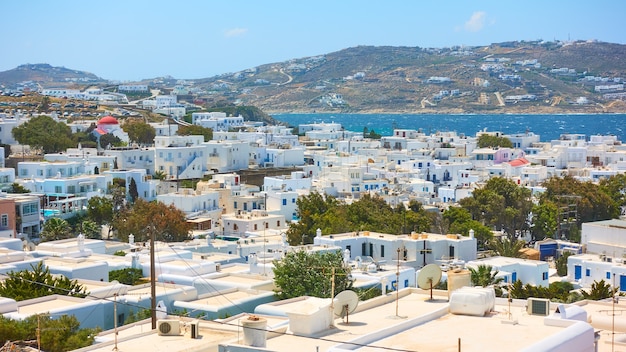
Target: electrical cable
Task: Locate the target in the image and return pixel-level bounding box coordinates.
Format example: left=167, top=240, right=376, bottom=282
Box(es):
left=4, top=252, right=418, bottom=351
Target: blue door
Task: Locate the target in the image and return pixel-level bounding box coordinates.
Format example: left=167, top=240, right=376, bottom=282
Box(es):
left=512, top=272, right=517, bottom=282
left=620, top=275, right=626, bottom=292
left=574, top=265, right=582, bottom=280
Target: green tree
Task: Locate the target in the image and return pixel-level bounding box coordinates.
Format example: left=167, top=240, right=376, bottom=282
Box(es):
left=509, top=280, right=579, bottom=303
left=177, top=124, right=213, bottom=142
left=12, top=115, right=75, bottom=153
left=128, top=177, right=139, bottom=203
left=489, top=236, right=526, bottom=258
left=287, top=192, right=343, bottom=245
left=272, top=250, right=353, bottom=299
left=468, top=264, right=503, bottom=287
left=87, top=196, right=114, bottom=225
left=599, top=173, right=626, bottom=208
left=581, top=280, right=617, bottom=300
left=0, top=262, right=87, bottom=301
left=109, top=268, right=144, bottom=285
left=477, top=134, right=513, bottom=148
left=443, top=206, right=493, bottom=248
left=532, top=201, right=559, bottom=240
left=111, top=183, right=127, bottom=212
left=124, top=309, right=152, bottom=324
left=112, top=199, right=193, bottom=242
left=153, top=170, right=167, bottom=180
left=8, top=182, right=30, bottom=193
left=556, top=252, right=573, bottom=276
left=0, top=314, right=100, bottom=352
left=79, top=219, right=102, bottom=239
left=287, top=192, right=431, bottom=244
left=40, top=217, right=72, bottom=242
left=460, top=177, right=532, bottom=236
left=541, top=175, right=619, bottom=224
left=98, top=133, right=123, bottom=149
left=122, top=118, right=156, bottom=145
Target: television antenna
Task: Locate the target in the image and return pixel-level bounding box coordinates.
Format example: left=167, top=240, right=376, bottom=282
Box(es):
left=333, top=290, right=359, bottom=324
left=417, top=264, right=442, bottom=301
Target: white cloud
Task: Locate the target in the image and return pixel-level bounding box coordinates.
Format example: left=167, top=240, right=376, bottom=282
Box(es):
left=464, top=11, right=487, bottom=32
left=224, top=27, right=248, bottom=38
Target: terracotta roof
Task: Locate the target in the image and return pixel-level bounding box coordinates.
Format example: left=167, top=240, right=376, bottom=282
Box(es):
left=508, top=157, right=530, bottom=167
left=97, top=115, right=118, bottom=125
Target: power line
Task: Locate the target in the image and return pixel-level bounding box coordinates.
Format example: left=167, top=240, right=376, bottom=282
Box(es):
left=4, top=272, right=421, bottom=352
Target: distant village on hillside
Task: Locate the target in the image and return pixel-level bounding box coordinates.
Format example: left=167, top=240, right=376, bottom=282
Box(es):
left=1, top=78, right=626, bottom=351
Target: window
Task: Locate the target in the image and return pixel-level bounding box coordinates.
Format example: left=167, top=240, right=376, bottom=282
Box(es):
left=234, top=201, right=237, bottom=209
left=282, top=199, right=287, bottom=206
left=607, top=272, right=611, bottom=280
left=254, top=224, right=258, bottom=230
left=22, top=203, right=38, bottom=216
left=55, top=186, right=62, bottom=193
left=1, top=214, right=7, bottom=227
left=586, top=268, right=590, bottom=277
left=381, top=245, right=385, bottom=258
left=542, top=272, right=548, bottom=280
left=292, top=198, right=296, bottom=203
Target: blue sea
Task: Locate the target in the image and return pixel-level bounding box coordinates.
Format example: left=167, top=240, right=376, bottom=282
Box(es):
left=272, top=113, right=626, bottom=143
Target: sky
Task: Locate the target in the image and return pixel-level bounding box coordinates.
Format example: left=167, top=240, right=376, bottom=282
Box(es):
left=2, top=0, right=625, bottom=81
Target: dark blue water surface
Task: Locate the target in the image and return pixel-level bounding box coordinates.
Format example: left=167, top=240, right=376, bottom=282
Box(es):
left=272, top=113, right=626, bottom=142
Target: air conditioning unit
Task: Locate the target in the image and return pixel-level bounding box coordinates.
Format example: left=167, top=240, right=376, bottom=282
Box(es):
left=157, top=319, right=181, bottom=336
left=527, top=298, right=550, bottom=316
left=190, top=320, right=200, bottom=339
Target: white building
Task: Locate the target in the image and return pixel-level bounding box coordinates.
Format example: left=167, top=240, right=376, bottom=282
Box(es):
left=154, top=135, right=207, bottom=180
left=581, top=219, right=626, bottom=258
left=118, top=85, right=148, bottom=92
left=466, top=256, right=550, bottom=287
left=157, top=188, right=221, bottom=222
left=155, top=95, right=177, bottom=109
left=192, top=112, right=244, bottom=131
left=313, top=230, right=477, bottom=270
left=204, top=140, right=250, bottom=172
left=221, top=210, right=288, bottom=237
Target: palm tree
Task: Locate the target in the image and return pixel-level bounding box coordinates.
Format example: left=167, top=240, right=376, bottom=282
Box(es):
left=40, top=217, right=72, bottom=242
left=469, top=264, right=504, bottom=287
left=489, top=236, right=526, bottom=258
left=80, top=220, right=102, bottom=239
left=581, top=280, right=617, bottom=300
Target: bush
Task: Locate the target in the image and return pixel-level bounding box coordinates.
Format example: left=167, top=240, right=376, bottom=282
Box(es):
left=109, top=268, right=144, bottom=285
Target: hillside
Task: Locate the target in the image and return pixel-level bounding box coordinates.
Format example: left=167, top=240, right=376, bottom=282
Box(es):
left=0, top=64, right=105, bottom=89
left=2, top=41, right=626, bottom=114
left=192, top=40, right=626, bottom=114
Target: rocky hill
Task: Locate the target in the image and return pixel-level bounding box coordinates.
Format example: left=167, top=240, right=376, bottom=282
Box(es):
left=192, top=40, right=626, bottom=114
left=0, top=64, right=104, bottom=89
left=2, top=41, right=626, bottom=114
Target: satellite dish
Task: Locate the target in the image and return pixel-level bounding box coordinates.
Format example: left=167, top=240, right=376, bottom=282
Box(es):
left=417, top=264, right=442, bottom=301
left=333, top=290, right=359, bottom=324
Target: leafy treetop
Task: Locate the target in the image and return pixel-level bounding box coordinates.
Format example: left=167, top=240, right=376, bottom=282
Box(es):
left=272, top=250, right=353, bottom=300
left=112, top=199, right=193, bottom=243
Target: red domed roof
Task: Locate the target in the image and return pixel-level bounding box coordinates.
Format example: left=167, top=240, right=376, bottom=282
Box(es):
left=98, top=115, right=119, bottom=125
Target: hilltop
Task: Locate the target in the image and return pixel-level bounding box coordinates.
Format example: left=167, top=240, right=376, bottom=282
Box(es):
left=2, top=40, right=626, bottom=114
left=192, top=40, right=626, bottom=114
left=0, top=63, right=105, bottom=87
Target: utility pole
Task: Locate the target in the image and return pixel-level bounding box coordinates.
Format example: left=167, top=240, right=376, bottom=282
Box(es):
left=37, top=314, right=41, bottom=352
left=150, top=226, right=157, bottom=330
left=113, top=293, right=119, bottom=351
